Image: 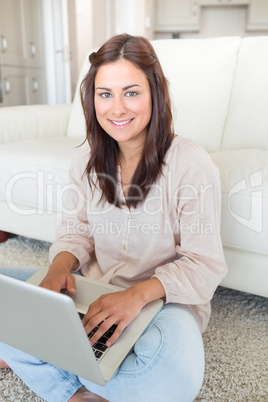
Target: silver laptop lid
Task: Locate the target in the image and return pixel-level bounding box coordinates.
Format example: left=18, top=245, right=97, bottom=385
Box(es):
left=0, top=274, right=106, bottom=384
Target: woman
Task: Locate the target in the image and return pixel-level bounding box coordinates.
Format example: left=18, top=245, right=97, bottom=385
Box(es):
left=0, top=34, right=227, bottom=401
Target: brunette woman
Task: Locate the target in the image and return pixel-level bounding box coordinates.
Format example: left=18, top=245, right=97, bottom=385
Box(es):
left=0, top=34, right=227, bottom=402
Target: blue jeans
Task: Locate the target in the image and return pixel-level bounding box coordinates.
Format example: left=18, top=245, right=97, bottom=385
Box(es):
left=0, top=268, right=205, bottom=402
left=0, top=266, right=40, bottom=281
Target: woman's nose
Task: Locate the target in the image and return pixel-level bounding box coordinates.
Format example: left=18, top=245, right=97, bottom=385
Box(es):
left=112, top=97, right=127, bottom=117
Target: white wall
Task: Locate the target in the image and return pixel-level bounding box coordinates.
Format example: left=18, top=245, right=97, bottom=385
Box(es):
left=74, top=0, right=93, bottom=73
left=114, top=0, right=146, bottom=35
left=68, top=0, right=155, bottom=98
left=43, top=0, right=155, bottom=103
left=42, top=0, right=72, bottom=104
left=67, top=0, right=93, bottom=100
left=68, top=0, right=111, bottom=99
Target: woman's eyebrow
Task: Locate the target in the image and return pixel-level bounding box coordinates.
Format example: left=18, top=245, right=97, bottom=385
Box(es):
left=95, top=84, right=141, bottom=91
left=95, top=86, right=112, bottom=91
left=123, top=84, right=141, bottom=90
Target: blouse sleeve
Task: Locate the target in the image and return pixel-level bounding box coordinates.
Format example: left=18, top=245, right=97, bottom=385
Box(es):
left=49, top=142, right=94, bottom=270
left=153, top=141, right=228, bottom=307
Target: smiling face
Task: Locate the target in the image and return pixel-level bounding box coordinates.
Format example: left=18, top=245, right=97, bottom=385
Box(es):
left=94, top=59, right=152, bottom=149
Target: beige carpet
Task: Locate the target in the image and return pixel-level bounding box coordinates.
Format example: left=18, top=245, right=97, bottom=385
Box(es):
left=0, top=236, right=267, bottom=401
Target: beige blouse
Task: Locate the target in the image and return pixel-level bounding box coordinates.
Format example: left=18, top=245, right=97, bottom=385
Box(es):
left=49, top=135, right=227, bottom=333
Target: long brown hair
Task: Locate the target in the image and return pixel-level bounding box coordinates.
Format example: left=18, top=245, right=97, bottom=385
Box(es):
left=80, top=33, right=173, bottom=208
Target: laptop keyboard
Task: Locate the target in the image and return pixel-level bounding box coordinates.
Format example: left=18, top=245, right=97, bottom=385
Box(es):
left=79, top=313, right=117, bottom=361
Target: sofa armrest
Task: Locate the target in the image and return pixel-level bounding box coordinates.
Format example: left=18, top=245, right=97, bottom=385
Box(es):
left=0, top=104, right=72, bottom=144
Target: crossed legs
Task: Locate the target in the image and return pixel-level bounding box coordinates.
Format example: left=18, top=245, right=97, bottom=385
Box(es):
left=0, top=304, right=204, bottom=402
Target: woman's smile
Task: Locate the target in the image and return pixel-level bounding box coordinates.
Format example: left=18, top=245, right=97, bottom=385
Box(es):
left=109, top=118, right=134, bottom=127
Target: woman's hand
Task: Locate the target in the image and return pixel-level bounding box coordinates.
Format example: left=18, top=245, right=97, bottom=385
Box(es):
left=82, top=278, right=166, bottom=347
left=82, top=288, right=144, bottom=347
left=39, top=266, right=76, bottom=294
left=39, top=251, right=79, bottom=294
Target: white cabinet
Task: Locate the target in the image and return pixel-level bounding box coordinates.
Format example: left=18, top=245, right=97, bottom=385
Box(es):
left=0, top=0, right=26, bottom=66
left=27, top=69, right=47, bottom=105
left=0, top=0, right=46, bottom=107
left=247, top=0, right=268, bottom=30
left=0, top=66, right=28, bottom=106
left=154, top=0, right=268, bottom=35
left=0, top=66, right=46, bottom=107
left=0, top=0, right=44, bottom=67
left=155, top=0, right=200, bottom=32
left=200, top=0, right=249, bottom=5
left=23, top=0, right=45, bottom=68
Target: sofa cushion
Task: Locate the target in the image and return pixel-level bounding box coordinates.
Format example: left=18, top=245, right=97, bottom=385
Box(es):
left=210, top=149, right=268, bottom=254
left=67, top=37, right=241, bottom=153
left=0, top=137, right=84, bottom=216
left=0, top=104, right=71, bottom=145
left=222, top=36, right=268, bottom=150
left=152, top=37, right=241, bottom=152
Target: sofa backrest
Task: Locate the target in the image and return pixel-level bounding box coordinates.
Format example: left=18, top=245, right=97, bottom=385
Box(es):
left=67, top=36, right=241, bottom=152
left=221, top=36, right=268, bottom=150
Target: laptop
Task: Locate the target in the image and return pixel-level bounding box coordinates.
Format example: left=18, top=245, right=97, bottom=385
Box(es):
left=0, top=268, right=163, bottom=385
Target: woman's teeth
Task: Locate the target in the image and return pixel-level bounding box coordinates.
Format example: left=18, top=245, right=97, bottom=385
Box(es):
left=112, top=119, right=132, bottom=126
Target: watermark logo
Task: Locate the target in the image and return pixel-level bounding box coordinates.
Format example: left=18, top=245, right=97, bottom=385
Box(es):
left=228, top=170, right=263, bottom=232
left=4, top=168, right=217, bottom=235
left=65, top=217, right=214, bottom=238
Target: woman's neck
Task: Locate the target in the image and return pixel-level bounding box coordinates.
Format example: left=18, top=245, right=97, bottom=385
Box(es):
left=118, top=139, right=144, bottom=165
left=118, top=144, right=143, bottom=197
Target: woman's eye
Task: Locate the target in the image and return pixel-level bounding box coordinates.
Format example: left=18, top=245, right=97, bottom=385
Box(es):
left=100, top=93, right=112, bottom=98
left=126, top=91, right=138, bottom=97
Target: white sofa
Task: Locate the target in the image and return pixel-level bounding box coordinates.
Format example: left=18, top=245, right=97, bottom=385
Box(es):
left=0, top=36, right=267, bottom=298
